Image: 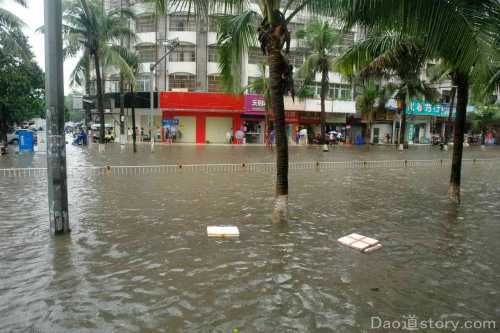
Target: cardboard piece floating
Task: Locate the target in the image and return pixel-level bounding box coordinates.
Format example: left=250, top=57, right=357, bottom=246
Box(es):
left=337, top=233, right=382, bottom=253
left=207, top=226, right=240, bottom=237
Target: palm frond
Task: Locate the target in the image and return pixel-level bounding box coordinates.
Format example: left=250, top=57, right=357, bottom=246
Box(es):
left=216, top=9, right=261, bottom=92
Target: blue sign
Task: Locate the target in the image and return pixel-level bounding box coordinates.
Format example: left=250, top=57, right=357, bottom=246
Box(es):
left=407, top=100, right=476, bottom=118
left=162, top=119, right=179, bottom=126
left=18, top=130, right=34, bottom=152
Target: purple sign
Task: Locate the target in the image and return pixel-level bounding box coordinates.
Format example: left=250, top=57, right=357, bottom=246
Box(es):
left=244, top=94, right=266, bottom=115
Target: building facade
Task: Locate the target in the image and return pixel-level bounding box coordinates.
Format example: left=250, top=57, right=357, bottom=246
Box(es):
left=90, top=0, right=358, bottom=144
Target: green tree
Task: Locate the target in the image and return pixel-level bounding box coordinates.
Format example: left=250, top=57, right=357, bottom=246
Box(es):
left=341, top=0, right=499, bottom=201
left=337, top=33, right=439, bottom=148
left=296, top=20, right=342, bottom=144
left=0, top=0, right=26, bottom=32
left=151, top=0, right=346, bottom=223
left=355, top=82, right=379, bottom=143
left=0, top=28, right=44, bottom=145
left=62, top=0, right=136, bottom=144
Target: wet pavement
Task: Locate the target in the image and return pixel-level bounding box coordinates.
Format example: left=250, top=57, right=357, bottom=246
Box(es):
left=1, top=144, right=499, bottom=332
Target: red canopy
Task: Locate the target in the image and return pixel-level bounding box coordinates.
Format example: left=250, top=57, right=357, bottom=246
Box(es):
left=160, top=92, right=244, bottom=112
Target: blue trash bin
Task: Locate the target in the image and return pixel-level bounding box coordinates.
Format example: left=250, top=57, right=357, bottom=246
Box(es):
left=18, top=130, right=34, bottom=152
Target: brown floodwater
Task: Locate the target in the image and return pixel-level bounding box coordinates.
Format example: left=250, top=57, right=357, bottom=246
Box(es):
left=1, top=144, right=499, bottom=332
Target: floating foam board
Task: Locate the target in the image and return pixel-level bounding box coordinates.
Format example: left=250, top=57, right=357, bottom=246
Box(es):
left=207, top=226, right=240, bottom=237
left=337, top=233, right=382, bottom=253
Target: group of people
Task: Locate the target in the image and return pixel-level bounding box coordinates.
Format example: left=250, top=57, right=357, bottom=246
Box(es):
left=164, top=126, right=180, bottom=144
left=225, top=128, right=246, bottom=144
left=127, top=127, right=147, bottom=142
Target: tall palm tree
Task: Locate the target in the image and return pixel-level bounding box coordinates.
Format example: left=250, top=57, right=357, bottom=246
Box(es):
left=341, top=1, right=499, bottom=202
left=296, top=20, right=342, bottom=145
left=337, top=33, right=439, bottom=149
left=68, top=51, right=93, bottom=125
left=0, top=0, right=26, bottom=32
left=355, top=82, right=380, bottom=143
left=63, top=0, right=136, bottom=144
left=151, top=0, right=345, bottom=223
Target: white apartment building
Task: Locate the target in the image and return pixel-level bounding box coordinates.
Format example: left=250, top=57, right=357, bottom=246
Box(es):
left=97, top=0, right=359, bottom=144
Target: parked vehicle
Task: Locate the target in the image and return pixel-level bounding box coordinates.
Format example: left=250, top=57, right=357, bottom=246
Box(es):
left=91, top=124, right=115, bottom=143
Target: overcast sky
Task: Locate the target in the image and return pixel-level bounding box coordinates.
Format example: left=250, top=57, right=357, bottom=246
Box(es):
left=2, top=0, right=80, bottom=94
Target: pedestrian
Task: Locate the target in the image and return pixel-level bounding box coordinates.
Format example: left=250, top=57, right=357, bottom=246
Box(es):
left=299, top=127, right=308, bottom=145
left=236, top=129, right=244, bottom=144
left=127, top=127, right=132, bottom=142
left=226, top=129, right=233, bottom=144
left=329, top=132, right=334, bottom=145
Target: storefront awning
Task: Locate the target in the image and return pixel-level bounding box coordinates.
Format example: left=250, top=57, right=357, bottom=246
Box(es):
left=304, top=99, right=356, bottom=114
left=160, top=92, right=244, bottom=112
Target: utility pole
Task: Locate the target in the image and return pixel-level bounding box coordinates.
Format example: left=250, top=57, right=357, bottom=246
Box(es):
left=149, top=38, right=179, bottom=152
left=44, top=0, right=70, bottom=234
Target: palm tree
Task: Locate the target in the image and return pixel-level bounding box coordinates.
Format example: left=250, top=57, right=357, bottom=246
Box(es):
left=151, top=0, right=345, bottom=223
left=62, top=0, right=136, bottom=144
left=337, top=33, right=439, bottom=149
left=341, top=1, right=499, bottom=202
left=355, top=82, right=380, bottom=143
left=296, top=20, right=342, bottom=145
left=68, top=51, right=93, bottom=126
left=0, top=0, right=26, bottom=32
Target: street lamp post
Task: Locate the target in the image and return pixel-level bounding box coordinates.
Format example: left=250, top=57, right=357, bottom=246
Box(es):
left=44, top=0, right=70, bottom=234
left=149, top=38, right=179, bottom=152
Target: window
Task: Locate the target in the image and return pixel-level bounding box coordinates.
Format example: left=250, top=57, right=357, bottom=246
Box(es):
left=288, top=51, right=304, bottom=67
left=136, top=45, right=155, bottom=63
left=136, top=76, right=151, bottom=92
left=208, top=46, right=219, bottom=62
left=169, top=15, right=196, bottom=31
left=105, top=79, right=120, bottom=93
left=169, top=73, right=196, bottom=91
left=328, top=83, right=352, bottom=100
left=208, top=75, right=223, bottom=92
left=169, top=44, right=196, bottom=62
left=136, top=16, right=155, bottom=33
left=248, top=48, right=266, bottom=65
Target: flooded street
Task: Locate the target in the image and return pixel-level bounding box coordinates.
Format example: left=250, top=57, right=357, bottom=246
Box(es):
left=1, top=145, right=500, bottom=332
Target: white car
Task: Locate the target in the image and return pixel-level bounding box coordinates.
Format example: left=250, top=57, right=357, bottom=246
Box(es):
left=6, top=130, right=19, bottom=144
left=5, top=129, right=38, bottom=145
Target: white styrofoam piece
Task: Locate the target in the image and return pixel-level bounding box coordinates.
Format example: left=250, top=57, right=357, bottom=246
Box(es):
left=207, top=226, right=240, bottom=237
left=337, top=233, right=382, bottom=253
left=363, top=243, right=383, bottom=253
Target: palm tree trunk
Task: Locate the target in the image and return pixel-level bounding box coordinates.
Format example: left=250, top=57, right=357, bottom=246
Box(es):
left=131, top=85, right=137, bottom=153
left=84, top=74, right=92, bottom=126
left=93, top=51, right=105, bottom=144
left=320, top=70, right=328, bottom=145
left=268, top=35, right=288, bottom=224
left=444, top=87, right=456, bottom=144
left=448, top=72, right=468, bottom=203
left=0, top=113, right=8, bottom=147
left=119, top=74, right=125, bottom=143
left=400, top=99, right=407, bottom=150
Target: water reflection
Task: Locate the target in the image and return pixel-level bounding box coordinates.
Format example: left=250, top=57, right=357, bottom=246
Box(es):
left=1, top=147, right=499, bottom=332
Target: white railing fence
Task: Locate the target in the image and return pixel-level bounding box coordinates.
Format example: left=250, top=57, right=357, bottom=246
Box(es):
left=1, top=158, right=499, bottom=178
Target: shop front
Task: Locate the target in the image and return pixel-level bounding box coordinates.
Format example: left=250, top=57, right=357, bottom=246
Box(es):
left=243, top=94, right=266, bottom=144
left=160, top=92, right=243, bottom=144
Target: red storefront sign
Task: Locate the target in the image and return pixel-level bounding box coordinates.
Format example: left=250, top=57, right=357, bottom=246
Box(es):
left=299, top=112, right=320, bottom=124
left=160, top=91, right=244, bottom=111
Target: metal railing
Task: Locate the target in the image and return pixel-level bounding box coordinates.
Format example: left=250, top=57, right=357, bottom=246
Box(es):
left=1, top=158, right=499, bottom=178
